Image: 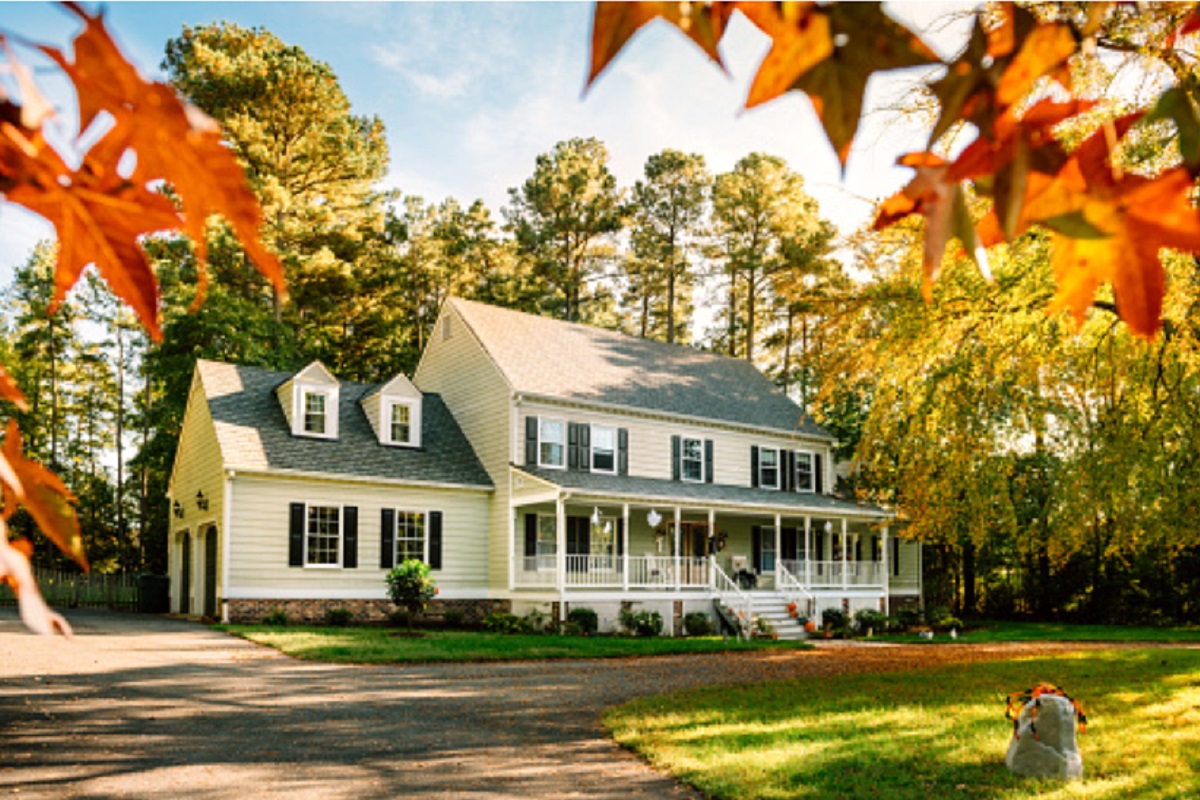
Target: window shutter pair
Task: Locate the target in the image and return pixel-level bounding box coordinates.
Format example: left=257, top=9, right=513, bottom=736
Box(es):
left=287, top=502, right=357, bottom=568
left=567, top=423, right=592, bottom=472
left=378, top=508, right=442, bottom=570
left=525, top=416, right=538, bottom=465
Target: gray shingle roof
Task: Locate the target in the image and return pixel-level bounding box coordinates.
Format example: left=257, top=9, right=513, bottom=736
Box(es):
left=516, top=466, right=888, bottom=519
left=449, top=297, right=831, bottom=438
left=198, top=360, right=492, bottom=489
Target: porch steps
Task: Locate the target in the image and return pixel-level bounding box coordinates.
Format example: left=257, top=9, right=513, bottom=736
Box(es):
left=748, top=592, right=808, bottom=641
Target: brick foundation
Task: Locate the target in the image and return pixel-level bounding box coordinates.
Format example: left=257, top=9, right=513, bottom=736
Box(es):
left=889, top=594, right=921, bottom=613
left=226, top=597, right=510, bottom=625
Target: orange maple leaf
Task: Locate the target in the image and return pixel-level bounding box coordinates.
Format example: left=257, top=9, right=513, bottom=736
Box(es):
left=874, top=152, right=985, bottom=301
left=0, top=420, right=86, bottom=571
left=588, top=1, right=733, bottom=88
left=0, top=362, right=27, bottom=411
left=996, top=20, right=1077, bottom=107
left=740, top=3, right=832, bottom=110
left=40, top=4, right=285, bottom=311
left=1023, top=116, right=1200, bottom=338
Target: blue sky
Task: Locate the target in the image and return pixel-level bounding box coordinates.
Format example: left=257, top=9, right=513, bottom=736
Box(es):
left=0, top=1, right=975, bottom=286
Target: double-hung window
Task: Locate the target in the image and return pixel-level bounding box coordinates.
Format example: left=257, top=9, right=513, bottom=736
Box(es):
left=795, top=451, right=815, bottom=493
left=306, top=504, right=341, bottom=567
left=681, top=437, right=704, bottom=482
left=759, top=447, right=780, bottom=489
left=384, top=399, right=419, bottom=446
left=539, top=419, right=565, bottom=468
left=302, top=390, right=329, bottom=435
left=591, top=425, right=616, bottom=473
left=394, top=510, right=426, bottom=563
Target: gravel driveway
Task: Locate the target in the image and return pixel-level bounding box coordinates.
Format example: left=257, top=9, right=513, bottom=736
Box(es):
left=0, top=609, right=1104, bottom=799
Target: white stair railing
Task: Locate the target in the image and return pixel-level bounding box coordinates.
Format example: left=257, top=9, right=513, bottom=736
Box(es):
left=710, top=556, right=752, bottom=640
left=777, top=561, right=816, bottom=623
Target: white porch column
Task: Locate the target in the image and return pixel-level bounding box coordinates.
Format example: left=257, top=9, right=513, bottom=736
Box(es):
left=707, top=507, right=716, bottom=586
left=804, top=516, right=812, bottom=588
left=774, top=513, right=781, bottom=578
left=841, top=518, right=849, bottom=592
left=673, top=506, right=682, bottom=590
left=556, top=495, right=566, bottom=594
left=508, top=505, right=516, bottom=592
left=622, top=503, right=630, bottom=591
left=881, top=524, right=890, bottom=615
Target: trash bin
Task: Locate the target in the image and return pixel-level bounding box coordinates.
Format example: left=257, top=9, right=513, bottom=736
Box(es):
left=137, top=574, right=171, bottom=614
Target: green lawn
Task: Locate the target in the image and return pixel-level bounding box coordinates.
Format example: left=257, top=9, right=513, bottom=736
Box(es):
left=604, top=648, right=1200, bottom=800
left=217, top=625, right=811, bottom=663
left=877, top=620, right=1200, bottom=644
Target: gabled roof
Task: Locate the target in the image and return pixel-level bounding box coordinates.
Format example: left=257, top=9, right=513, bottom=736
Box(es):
left=197, top=360, right=492, bottom=489
left=445, top=297, right=830, bottom=439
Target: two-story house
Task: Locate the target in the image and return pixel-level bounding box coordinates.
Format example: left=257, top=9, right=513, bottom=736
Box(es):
left=168, top=297, right=920, bottom=632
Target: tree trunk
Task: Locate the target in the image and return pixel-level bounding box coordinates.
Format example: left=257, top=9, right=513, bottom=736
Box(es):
left=666, top=239, right=677, bottom=344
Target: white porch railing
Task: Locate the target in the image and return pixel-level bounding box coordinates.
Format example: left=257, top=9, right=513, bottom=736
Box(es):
left=802, top=560, right=884, bottom=587
left=513, top=555, right=711, bottom=589
left=710, top=556, right=752, bottom=640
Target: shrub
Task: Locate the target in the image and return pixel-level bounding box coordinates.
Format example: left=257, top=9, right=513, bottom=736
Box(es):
left=752, top=615, right=775, bottom=639
left=523, top=607, right=551, bottom=634
left=895, top=608, right=923, bottom=630
left=683, top=611, right=714, bottom=637
left=619, top=607, right=663, bottom=637
left=481, top=612, right=527, bottom=634
left=441, top=610, right=465, bottom=630
left=853, top=608, right=888, bottom=634
left=820, top=607, right=847, bottom=632
left=324, top=607, right=353, bottom=627
left=386, top=559, right=437, bottom=631
left=262, top=608, right=288, bottom=626
left=387, top=609, right=410, bottom=628
left=566, top=607, right=599, bottom=635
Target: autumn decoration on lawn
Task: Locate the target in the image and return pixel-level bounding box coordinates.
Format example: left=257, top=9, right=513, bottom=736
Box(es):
left=588, top=1, right=1200, bottom=340
left=0, top=3, right=283, bottom=634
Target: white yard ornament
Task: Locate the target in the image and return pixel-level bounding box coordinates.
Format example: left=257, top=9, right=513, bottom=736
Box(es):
left=646, top=509, right=662, bottom=528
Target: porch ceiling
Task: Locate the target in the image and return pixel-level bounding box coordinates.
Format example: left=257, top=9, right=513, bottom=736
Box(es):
left=512, top=465, right=891, bottom=520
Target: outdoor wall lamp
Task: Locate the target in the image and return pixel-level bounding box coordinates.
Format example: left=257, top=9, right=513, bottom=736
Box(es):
left=173, top=500, right=184, bottom=519
left=196, top=490, right=209, bottom=511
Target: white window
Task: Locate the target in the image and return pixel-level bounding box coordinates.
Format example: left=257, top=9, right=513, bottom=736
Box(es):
left=681, top=437, right=704, bottom=482
left=384, top=399, right=420, bottom=447
left=759, top=447, right=780, bottom=489
left=298, top=387, right=337, bottom=438
left=394, top=510, right=426, bottom=563
left=591, top=425, right=616, bottom=473
left=795, top=451, right=815, bottom=493
left=537, top=515, right=557, bottom=569
left=539, top=418, right=565, bottom=468
left=306, top=505, right=341, bottom=567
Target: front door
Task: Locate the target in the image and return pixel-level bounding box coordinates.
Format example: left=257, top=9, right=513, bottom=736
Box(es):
left=680, top=523, right=708, bottom=558
left=203, top=525, right=218, bottom=618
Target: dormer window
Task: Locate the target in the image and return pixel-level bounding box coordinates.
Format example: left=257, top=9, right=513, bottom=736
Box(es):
left=297, top=385, right=338, bottom=439
left=384, top=398, right=421, bottom=447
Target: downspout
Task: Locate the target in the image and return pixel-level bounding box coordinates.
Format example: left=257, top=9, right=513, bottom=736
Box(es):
left=221, top=471, right=234, bottom=623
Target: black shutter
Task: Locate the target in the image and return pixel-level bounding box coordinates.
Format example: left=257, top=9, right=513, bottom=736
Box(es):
left=342, top=506, right=358, bottom=568
left=525, top=513, right=538, bottom=557
left=380, top=508, right=395, bottom=569
left=618, top=428, right=629, bottom=475
left=579, top=424, right=591, bottom=473
left=784, top=451, right=796, bottom=492
left=671, top=435, right=681, bottom=481
left=288, top=502, right=305, bottom=567
left=855, top=536, right=862, bottom=562
left=693, top=527, right=707, bottom=558
left=751, top=526, right=762, bottom=573
left=705, top=439, right=714, bottom=484
left=750, top=446, right=760, bottom=488
left=616, top=518, right=625, bottom=556
left=893, top=536, right=900, bottom=576
left=567, top=423, right=580, bottom=470
left=815, top=453, right=824, bottom=494
left=428, top=511, right=443, bottom=570
left=525, top=416, right=538, bottom=465
left=816, top=530, right=825, bottom=561
left=781, top=527, right=798, bottom=561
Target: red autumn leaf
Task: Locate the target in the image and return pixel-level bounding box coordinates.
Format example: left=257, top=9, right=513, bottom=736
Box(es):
left=740, top=3, right=832, bottom=109
left=40, top=4, right=285, bottom=310
left=874, top=152, right=985, bottom=300
left=1, top=420, right=86, bottom=571
left=1022, top=115, right=1200, bottom=338
left=2, top=123, right=183, bottom=338
left=588, top=1, right=733, bottom=88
